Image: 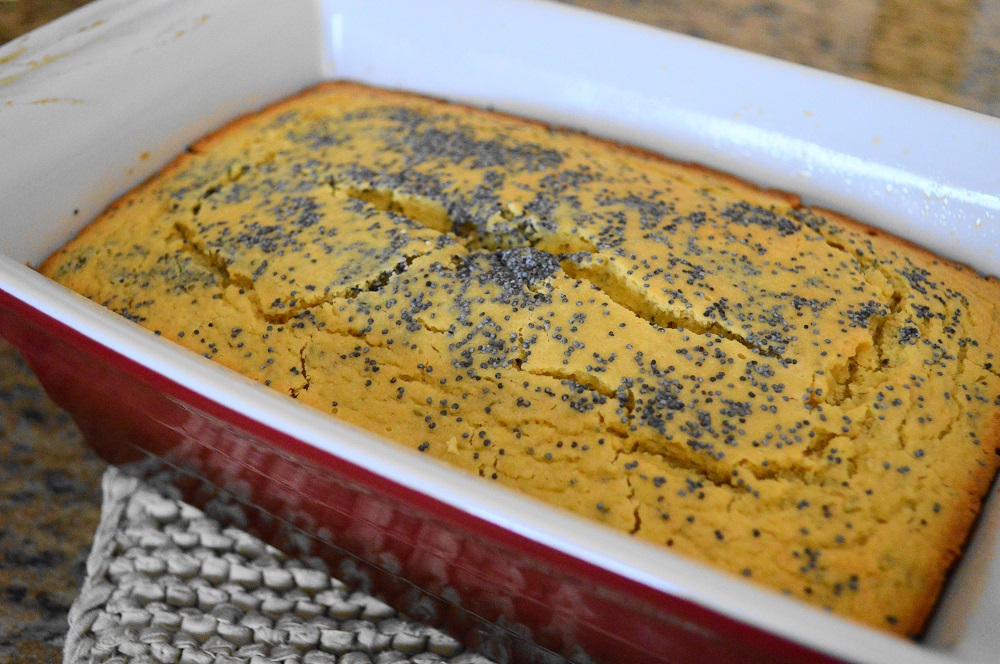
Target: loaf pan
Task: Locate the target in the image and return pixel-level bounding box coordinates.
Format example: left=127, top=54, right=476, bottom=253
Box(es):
left=2, top=0, right=999, bottom=662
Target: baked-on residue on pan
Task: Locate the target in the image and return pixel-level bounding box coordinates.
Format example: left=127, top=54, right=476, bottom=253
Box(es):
left=41, top=81, right=1000, bottom=636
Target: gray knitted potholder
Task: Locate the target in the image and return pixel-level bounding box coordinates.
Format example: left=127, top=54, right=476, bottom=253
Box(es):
left=64, top=467, right=496, bottom=664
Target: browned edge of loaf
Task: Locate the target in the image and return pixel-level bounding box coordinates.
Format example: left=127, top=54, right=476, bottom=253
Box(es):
left=38, top=79, right=1000, bottom=640
left=807, top=206, right=1000, bottom=638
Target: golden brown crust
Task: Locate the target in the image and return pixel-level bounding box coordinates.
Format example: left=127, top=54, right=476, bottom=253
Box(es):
left=39, top=80, right=1000, bottom=637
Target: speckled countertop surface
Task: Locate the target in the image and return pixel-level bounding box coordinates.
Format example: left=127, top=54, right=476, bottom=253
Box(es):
left=0, top=344, right=104, bottom=663
left=0, top=1, right=998, bottom=662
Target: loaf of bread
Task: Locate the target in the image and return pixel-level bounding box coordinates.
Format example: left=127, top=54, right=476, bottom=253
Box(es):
left=41, top=81, right=1000, bottom=636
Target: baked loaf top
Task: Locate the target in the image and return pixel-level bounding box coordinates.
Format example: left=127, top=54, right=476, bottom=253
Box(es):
left=42, top=81, right=1000, bottom=636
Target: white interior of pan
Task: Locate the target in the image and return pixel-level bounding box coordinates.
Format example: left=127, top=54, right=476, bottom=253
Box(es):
left=1, top=0, right=999, bottom=662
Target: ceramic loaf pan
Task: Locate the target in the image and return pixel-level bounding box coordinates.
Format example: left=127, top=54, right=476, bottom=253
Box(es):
left=1, top=1, right=999, bottom=662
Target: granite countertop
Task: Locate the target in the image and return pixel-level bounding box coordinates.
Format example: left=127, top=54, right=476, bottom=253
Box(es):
left=0, top=1, right=997, bottom=662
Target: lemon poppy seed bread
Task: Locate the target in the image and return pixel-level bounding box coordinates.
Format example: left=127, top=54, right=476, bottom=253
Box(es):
left=40, top=81, right=1000, bottom=636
